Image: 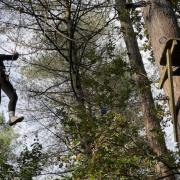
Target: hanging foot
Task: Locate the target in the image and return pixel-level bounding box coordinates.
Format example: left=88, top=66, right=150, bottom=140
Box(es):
left=9, top=116, right=24, bottom=126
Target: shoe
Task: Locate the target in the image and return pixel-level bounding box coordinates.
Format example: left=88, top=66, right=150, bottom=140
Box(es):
left=9, top=116, right=24, bottom=126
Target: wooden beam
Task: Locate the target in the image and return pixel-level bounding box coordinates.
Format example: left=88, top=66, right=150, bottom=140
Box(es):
left=166, top=48, right=179, bottom=143
left=159, top=66, right=167, bottom=89
left=171, top=39, right=178, bottom=54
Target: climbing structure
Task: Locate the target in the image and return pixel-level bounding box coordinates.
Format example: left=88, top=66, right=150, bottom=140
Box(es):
left=159, top=38, right=180, bottom=143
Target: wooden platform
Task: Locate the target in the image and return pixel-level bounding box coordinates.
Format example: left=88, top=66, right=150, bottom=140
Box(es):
left=160, top=38, right=180, bottom=66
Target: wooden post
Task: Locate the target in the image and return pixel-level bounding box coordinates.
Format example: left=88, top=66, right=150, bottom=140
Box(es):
left=166, top=48, right=179, bottom=143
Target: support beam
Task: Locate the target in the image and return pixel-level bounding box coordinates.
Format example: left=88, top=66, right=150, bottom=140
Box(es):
left=166, top=49, right=179, bottom=143
left=159, top=66, right=167, bottom=89
left=171, top=39, right=178, bottom=54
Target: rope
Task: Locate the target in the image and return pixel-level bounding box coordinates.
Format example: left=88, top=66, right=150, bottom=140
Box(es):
left=7, top=12, right=22, bottom=76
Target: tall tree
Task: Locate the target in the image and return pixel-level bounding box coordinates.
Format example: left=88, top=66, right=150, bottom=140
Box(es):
left=115, top=0, right=178, bottom=179
left=143, top=0, right=180, bottom=143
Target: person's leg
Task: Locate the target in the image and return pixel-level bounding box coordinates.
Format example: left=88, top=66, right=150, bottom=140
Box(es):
left=1, top=79, right=17, bottom=111
left=1, top=79, right=23, bottom=125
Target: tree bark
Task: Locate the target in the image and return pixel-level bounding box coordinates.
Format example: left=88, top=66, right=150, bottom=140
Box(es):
left=115, top=0, right=176, bottom=179
left=143, top=0, right=180, bottom=144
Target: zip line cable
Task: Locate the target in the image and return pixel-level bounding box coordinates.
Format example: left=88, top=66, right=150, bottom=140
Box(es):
left=7, top=12, right=22, bottom=76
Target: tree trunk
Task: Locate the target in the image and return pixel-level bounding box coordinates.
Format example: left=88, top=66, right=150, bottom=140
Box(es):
left=143, top=0, right=180, bottom=144
left=65, top=0, right=93, bottom=156
left=115, top=0, right=176, bottom=179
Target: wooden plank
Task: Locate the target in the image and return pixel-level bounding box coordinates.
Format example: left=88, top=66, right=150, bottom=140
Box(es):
left=178, top=123, right=180, bottom=147
left=171, top=39, right=178, bottom=53
left=166, top=49, right=179, bottom=143
left=159, top=66, right=180, bottom=89
left=159, top=66, right=167, bottom=89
